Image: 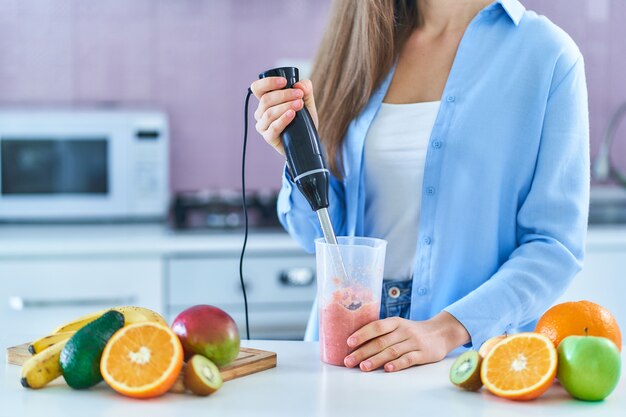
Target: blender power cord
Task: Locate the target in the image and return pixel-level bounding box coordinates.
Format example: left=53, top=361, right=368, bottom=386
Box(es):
left=239, top=87, right=253, bottom=340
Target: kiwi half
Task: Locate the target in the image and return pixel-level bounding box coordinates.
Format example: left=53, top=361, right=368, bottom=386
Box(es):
left=184, top=354, right=223, bottom=396
left=449, top=350, right=483, bottom=391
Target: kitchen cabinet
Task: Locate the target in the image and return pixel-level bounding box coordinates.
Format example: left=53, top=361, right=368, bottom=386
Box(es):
left=1, top=224, right=625, bottom=344
left=0, top=224, right=313, bottom=342
left=167, top=254, right=316, bottom=339
left=0, top=257, right=162, bottom=344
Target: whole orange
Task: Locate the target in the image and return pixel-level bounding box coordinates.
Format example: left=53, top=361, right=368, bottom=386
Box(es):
left=535, top=301, right=622, bottom=351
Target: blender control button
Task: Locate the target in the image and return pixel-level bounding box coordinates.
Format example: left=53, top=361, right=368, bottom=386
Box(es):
left=423, top=236, right=432, bottom=245
left=388, top=287, right=401, bottom=298
left=417, top=287, right=428, bottom=296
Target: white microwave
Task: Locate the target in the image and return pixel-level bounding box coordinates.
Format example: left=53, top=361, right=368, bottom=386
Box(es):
left=0, top=109, right=169, bottom=221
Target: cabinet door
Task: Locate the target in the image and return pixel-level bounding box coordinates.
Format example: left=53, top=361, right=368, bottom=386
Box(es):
left=167, top=254, right=316, bottom=340
left=555, top=248, right=626, bottom=327
left=0, top=257, right=163, bottom=345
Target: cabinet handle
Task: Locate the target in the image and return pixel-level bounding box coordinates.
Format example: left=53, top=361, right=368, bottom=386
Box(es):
left=279, top=268, right=315, bottom=287
left=8, top=296, right=137, bottom=311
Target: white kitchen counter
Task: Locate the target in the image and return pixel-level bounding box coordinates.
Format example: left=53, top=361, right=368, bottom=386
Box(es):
left=2, top=339, right=625, bottom=416
left=0, top=224, right=304, bottom=258
left=1, top=223, right=625, bottom=258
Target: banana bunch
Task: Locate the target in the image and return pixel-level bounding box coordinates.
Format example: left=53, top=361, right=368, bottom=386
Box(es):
left=28, top=306, right=167, bottom=354
left=52, top=305, right=167, bottom=334
left=22, top=306, right=168, bottom=389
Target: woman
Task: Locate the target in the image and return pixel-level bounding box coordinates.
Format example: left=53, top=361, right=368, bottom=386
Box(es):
left=251, top=0, right=589, bottom=372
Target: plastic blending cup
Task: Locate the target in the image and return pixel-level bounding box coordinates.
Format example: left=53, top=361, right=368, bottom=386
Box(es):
left=315, top=236, right=387, bottom=366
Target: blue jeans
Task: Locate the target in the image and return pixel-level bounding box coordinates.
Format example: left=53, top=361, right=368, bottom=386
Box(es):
left=380, top=279, right=412, bottom=320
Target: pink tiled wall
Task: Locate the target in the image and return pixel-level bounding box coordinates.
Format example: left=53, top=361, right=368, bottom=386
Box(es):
left=0, top=0, right=332, bottom=192
left=0, top=0, right=624, bottom=192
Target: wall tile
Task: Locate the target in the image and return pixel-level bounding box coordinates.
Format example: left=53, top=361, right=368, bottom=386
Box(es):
left=73, top=18, right=154, bottom=103
left=73, top=0, right=154, bottom=19
left=154, top=0, right=214, bottom=18
left=0, top=15, right=73, bottom=103
left=0, top=0, right=19, bottom=15
left=17, top=0, right=73, bottom=17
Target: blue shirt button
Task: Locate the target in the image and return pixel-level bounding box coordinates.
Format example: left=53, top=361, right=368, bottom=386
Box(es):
left=426, top=186, right=436, bottom=195
left=447, top=95, right=456, bottom=103
left=432, top=140, right=442, bottom=149
left=417, top=287, right=428, bottom=296
left=423, top=236, right=432, bottom=245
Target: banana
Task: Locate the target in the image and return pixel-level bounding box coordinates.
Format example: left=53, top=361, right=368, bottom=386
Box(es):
left=52, top=306, right=167, bottom=334
left=28, top=331, right=76, bottom=354
left=21, top=340, right=67, bottom=389
left=52, top=310, right=104, bottom=334
left=114, top=306, right=168, bottom=327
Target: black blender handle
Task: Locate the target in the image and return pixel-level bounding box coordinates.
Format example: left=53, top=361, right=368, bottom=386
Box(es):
left=259, top=66, right=299, bottom=88
left=259, top=67, right=330, bottom=212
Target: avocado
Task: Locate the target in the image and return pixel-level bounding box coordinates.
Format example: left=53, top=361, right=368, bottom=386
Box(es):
left=60, top=310, right=124, bottom=389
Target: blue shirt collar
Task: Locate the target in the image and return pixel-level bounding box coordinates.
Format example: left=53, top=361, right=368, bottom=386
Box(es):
left=489, top=0, right=526, bottom=26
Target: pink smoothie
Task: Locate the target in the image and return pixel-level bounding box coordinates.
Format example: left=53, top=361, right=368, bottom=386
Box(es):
left=319, top=286, right=380, bottom=366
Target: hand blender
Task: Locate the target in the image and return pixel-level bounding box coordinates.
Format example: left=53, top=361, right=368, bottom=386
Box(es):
left=259, top=67, right=349, bottom=282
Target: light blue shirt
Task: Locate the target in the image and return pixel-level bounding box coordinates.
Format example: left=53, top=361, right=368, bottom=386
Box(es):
left=277, top=0, right=589, bottom=350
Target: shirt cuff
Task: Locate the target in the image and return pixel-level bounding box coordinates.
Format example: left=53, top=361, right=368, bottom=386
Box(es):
left=443, top=284, right=521, bottom=350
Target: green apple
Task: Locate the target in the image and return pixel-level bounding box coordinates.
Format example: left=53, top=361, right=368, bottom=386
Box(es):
left=557, top=334, right=621, bottom=401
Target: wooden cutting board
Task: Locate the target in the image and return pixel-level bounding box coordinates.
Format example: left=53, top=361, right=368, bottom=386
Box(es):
left=6, top=343, right=276, bottom=393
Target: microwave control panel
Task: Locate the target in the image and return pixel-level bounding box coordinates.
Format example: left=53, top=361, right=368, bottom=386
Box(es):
left=130, top=117, right=169, bottom=215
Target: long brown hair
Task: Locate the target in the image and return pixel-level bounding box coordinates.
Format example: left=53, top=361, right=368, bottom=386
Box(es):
left=311, top=0, right=418, bottom=177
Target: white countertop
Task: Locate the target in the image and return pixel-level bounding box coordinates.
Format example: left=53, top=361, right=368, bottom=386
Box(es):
left=2, top=339, right=624, bottom=416
left=0, top=223, right=625, bottom=259
left=0, top=224, right=305, bottom=258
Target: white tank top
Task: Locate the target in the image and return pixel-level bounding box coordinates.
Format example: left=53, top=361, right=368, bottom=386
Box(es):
left=363, top=101, right=440, bottom=280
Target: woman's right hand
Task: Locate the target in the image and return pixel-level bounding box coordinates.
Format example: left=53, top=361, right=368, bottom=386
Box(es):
left=250, top=77, right=319, bottom=156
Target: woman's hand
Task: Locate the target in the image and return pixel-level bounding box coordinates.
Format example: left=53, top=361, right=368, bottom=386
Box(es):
left=250, top=77, right=319, bottom=156
left=343, top=312, right=471, bottom=372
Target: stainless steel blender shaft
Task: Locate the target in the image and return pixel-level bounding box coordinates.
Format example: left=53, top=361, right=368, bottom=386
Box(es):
left=317, top=208, right=350, bottom=282
left=317, top=207, right=338, bottom=245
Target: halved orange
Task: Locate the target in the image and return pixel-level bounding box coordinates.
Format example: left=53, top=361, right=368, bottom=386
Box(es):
left=100, top=322, right=183, bottom=399
left=481, top=332, right=557, bottom=401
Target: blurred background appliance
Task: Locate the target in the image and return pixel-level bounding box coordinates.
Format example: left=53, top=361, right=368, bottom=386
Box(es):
left=592, top=101, right=626, bottom=186
left=590, top=102, right=626, bottom=224
left=170, top=189, right=280, bottom=230
left=0, top=108, right=169, bottom=222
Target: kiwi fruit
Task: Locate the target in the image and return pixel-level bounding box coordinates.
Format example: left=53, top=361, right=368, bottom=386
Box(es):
left=184, top=354, right=223, bottom=396
left=449, top=350, right=483, bottom=391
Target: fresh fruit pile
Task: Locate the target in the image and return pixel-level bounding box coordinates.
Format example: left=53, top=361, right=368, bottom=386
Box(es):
left=20, top=304, right=240, bottom=400
left=450, top=300, right=622, bottom=402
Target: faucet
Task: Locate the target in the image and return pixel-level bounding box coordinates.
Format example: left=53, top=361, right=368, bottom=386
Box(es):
left=593, top=102, right=626, bottom=187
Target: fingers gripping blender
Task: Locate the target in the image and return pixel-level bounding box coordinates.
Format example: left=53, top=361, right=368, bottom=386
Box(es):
left=259, top=67, right=349, bottom=282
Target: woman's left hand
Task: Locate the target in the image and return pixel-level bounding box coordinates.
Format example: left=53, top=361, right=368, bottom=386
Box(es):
left=343, top=311, right=470, bottom=372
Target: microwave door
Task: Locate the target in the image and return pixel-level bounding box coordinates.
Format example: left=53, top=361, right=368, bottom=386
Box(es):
left=0, top=130, right=129, bottom=220
left=1, top=138, right=108, bottom=195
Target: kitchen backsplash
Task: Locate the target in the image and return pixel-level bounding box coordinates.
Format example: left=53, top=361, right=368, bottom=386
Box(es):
left=0, top=0, right=624, bottom=191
